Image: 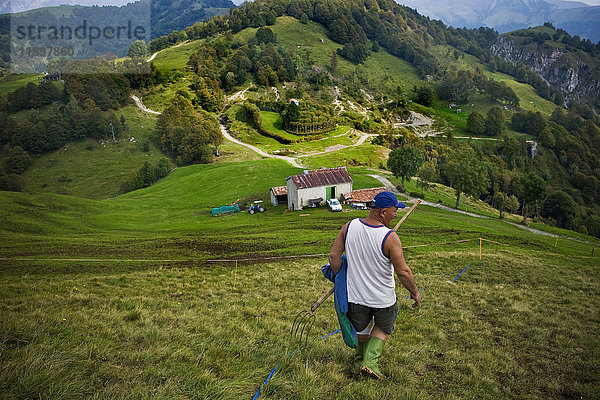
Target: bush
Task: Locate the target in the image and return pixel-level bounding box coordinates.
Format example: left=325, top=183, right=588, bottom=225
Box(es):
left=5, top=146, right=31, bottom=175
left=56, top=187, right=74, bottom=196
left=409, top=191, right=425, bottom=199
left=121, top=158, right=172, bottom=193
left=0, top=174, right=24, bottom=192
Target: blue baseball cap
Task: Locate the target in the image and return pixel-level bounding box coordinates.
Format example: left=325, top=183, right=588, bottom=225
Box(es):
left=371, top=191, right=406, bottom=209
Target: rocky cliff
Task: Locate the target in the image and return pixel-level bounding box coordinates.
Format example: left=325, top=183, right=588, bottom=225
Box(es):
left=490, top=35, right=600, bottom=109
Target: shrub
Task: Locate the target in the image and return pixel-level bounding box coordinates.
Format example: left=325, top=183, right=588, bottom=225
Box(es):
left=5, top=146, right=31, bottom=175
left=0, top=174, right=24, bottom=192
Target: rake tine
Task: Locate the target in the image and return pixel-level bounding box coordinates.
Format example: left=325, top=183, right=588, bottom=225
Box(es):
left=298, top=313, right=315, bottom=348
left=291, top=310, right=315, bottom=348
left=291, top=310, right=310, bottom=337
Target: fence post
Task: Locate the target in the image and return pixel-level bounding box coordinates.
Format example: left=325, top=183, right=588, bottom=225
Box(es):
left=234, top=260, right=238, bottom=290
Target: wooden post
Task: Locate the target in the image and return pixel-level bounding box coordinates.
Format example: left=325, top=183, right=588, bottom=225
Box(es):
left=234, top=260, right=238, bottom=290
left=479, top=237, right=482, bottom=260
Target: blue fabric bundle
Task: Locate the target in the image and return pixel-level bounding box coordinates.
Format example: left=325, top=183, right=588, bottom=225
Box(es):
left=321, top=254, right=358, bottom=348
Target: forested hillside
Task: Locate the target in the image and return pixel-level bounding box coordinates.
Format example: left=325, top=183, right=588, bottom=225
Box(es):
left=1, top=0, right=599, bottom=237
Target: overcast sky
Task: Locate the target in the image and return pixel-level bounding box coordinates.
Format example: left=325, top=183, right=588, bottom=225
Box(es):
left=4, top=0, right=600, bottom=13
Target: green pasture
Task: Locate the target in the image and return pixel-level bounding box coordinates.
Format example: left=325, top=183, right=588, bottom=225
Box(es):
left=1, top=158, right=599, bottom=399
left=231, top=16, right=420, bottom=98
left=0, top=73, right=44, bottom=97
left=142, top=40, right=204, bottom=112
left=21, top=106, right=162, bottom=199
left=428, top=44, right=557, bottom=122
left=227, top=105, right=357, bottom=154
left=484, top=71, right=557, bottom=117
left=298, top=142, right=388, bottom=170
left=149, top=40, right=204, bottom=73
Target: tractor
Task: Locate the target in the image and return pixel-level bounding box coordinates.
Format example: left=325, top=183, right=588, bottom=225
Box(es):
left=248, top=200, right=265, bottom=214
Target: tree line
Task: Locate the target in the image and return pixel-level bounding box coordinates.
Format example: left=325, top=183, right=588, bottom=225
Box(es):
left=383, top=105, right=600, bottom=237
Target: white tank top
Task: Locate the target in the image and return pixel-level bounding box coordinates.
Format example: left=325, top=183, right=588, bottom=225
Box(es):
left=345, top=218, right=397, bottom=308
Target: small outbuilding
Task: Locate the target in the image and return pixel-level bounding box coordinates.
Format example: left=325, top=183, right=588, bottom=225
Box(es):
left=342, top=187, right=387, bottom=208
left=286, top=167, right=353, bottom=211
left=270, top=186, right=288, bottom=206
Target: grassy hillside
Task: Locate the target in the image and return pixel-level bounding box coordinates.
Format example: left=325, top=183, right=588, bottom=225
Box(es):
left=1, top=157, right=599, bottom=399
left=1, top=5, right=599, bottom=398
left=0, top=74, right=43, bottom=97
left=20, top=106, right=163, bottom=199
left=145, top=16, right=422, bottom=113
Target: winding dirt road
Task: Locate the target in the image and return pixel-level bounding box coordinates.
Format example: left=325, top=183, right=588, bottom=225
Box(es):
left=130, top=94, right=588, bottom=242
left=131, top=93, right=375, bottom=169
left=131, top=95, right=160, bottom=115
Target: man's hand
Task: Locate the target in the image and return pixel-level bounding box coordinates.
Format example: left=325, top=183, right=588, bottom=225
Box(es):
left=410, top=291, right=421, bottom=308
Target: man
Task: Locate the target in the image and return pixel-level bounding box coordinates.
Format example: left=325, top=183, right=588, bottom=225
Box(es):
left=329, top=191, right=421, bottom=380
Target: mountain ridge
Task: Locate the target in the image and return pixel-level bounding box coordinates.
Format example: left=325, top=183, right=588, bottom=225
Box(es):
left=397, top=0, right=600, bottom=43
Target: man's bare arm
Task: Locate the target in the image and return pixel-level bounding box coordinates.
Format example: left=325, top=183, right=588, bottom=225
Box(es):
left=386, top=232, right=421, bottom=307
left=329, top=222, right=348, bottom=275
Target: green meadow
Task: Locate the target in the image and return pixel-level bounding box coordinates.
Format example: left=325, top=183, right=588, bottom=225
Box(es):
left=1, top=11, right=600, bottom=400
left=20, top=105, right=163, bottom=199
left=1, top=157, right=599, bottom=399
left=0, top=73, right=44, bottom=97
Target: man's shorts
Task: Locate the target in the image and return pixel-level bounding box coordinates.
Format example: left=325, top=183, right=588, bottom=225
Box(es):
left=347, top=302, right=399, bottom=335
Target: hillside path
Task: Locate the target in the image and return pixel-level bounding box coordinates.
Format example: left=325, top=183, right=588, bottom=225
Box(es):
left=147, top=41, right=187, bottom=62
left=127, top=95, right=584, bottom=242
left=219, top=124, right=304, bottom=168
left=131, top=95, right=161, bottom=114
left=368, top=174, right=488, bottom=219
left=368, top=173, right=567, bottom=238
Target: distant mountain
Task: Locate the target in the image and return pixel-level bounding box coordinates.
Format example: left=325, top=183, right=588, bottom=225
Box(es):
left=0, top=0, right=237, bottom=39
left=151, top=0, right=236, bottom=38
left=0, top=0, right=133, bottom=14
left=396, top=0, right=600, bottom=43
left=0, top=0, right=235, bottom=73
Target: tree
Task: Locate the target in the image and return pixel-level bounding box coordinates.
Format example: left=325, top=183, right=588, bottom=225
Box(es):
left=539, top=127, right=556, bottom=148
left=0, top=174, right=24, bottom=192
left=157, top=94, right=222, bottom=166
left=485, top=106, right=505, bottom=136
left=542, top=190, right=580, bottom=230
left=127, top=40, right=148, bottom=58
left=415, top=86, right=433, bottom=107
left=493, top=191, right=508, bottom=218
left=5, top=146, right=31, bottom=174
left=506, top=195, right=520, bottom=215
left=467, top=111, right=485, bottom=136
left=440, top=147, right=490, bottom=209
left=329, top=50, right=338, bottom=73
left=416, top=161, right=437, bottom=196
left=516, top=172, right=548, bottom=224
left=387, top=146, right=425, bottom=192
left=256, top=27, right=275, bottom=44
left=281, top=101, right=300, bottom=128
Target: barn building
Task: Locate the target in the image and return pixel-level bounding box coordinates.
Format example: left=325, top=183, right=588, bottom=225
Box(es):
left=286, top=167, right=353, bottom=211
left=270, top=186, right=288, bottom=206
left=342, top=187, right=387, bottom=208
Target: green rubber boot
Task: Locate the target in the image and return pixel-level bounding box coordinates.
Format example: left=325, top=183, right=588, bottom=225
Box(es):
left=353, top=341, right=367, bottom=373
left=360, top=337, right=386, bottom=380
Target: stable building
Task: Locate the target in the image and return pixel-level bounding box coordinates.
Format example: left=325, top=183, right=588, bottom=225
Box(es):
left=342, top=187, right=387, bottom=208
left=286, top=167, right=353, bottom=211
left=270, top=186, right=288, bottom=206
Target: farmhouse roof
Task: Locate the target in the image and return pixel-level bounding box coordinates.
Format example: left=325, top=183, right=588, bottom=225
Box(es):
left=342, top=187, right=386, bottom=203
left=287, top=167, right=353, bottom=189
left=271, top=186, right=288, bottom=196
